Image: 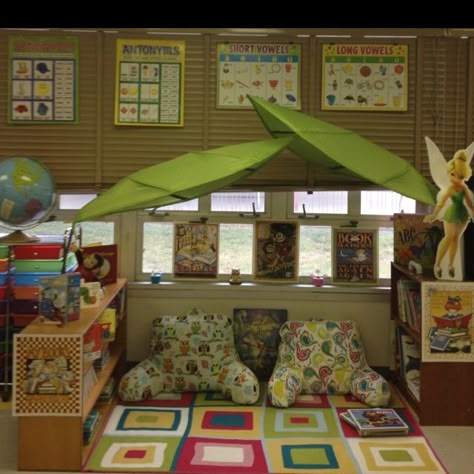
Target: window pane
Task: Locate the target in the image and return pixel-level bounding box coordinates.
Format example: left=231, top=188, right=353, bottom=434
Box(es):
left=0, top=221, right=114, bottom=245
left=59, top=194, right=97, bottom=209
left=219, top=223, right=253, bottom=274
left=294, top=191, right=348, bottom=214
left=143, top=222, right=173, bottom=273
left=154, top=199, right=199, bottom=211
left=211, top=192, right=265, bottom=212
left=299, top=226, right=332, bottom=276
left=361, top=191, right=416, bottom=215
left=379, top=227, right=393, bottom=279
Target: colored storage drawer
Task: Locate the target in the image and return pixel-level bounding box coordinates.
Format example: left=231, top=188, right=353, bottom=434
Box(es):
left=0, top=300, right=6, bottom=314
left=0, top=246, right=8, bottom=258
left=15, top=259, right=63, bottom=273
left=14, top=286, right=39, bottom=300
left=0, top=315, right=3, bottom=328
left=0, top=272, right=12, bottom=286
left=0, top=286, right=6, bottom=299
left=11, top=299, right=39, bottom=314
left=14, top=272, right=58, bottom=286
left=14, top=244, right=63, bottom=260
left=12, top=313, right=38, bottom=327
left=0, top=259, right=8, bottom=272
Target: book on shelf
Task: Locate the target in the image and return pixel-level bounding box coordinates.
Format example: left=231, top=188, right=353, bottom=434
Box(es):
left=97, top=308, right=116, bottom=341
left=340, top=408, right=409, bottom=436
left=397, top=327, right=421, bottom=401
left=38, top=272, right=81, bottom=325
left=75, top=243, right=118, bottom=286
left=83, top=323, right=103, bottom=361
left=80, top=280, right=103, bottom=308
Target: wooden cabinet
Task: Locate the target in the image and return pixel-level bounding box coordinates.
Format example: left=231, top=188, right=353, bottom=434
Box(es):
left=14, top=278, right=127, bottom=471
left=391, top=263, right=474, bottom=425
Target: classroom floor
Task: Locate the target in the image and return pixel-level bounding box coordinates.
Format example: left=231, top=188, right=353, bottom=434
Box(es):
left=0, top=408, right=472, bottom=473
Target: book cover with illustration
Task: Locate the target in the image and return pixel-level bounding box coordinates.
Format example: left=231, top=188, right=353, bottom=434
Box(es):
left=38, top=272, right=81, bottom=325
left=97, top=307, right=117, bottom=341
left=342, top=408, right=409, bottom=436
left=332, top=228, right=377, bottom=285
left=233, top=308, right=287, bottom=380
left=393, top=213, right=443, bottom=275
left=76, top=244, right=118, bottom=286
left=422, top=282, right=474, bottom=362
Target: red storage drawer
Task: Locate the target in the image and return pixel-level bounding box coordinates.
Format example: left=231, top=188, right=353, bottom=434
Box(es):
left=14, top=286, right=39, bottom=300
left=11, top=299, right=38, bottom=314
left=14, top=244, right=63, bottom=260
left=0, top=286, right=7, bottom=299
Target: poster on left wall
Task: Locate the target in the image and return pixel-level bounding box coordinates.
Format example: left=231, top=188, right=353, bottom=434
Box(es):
left=8, top=35, right=79, bottom=123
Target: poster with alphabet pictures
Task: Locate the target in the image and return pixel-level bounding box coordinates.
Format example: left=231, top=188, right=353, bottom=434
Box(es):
left=332, top=227, right=378, bottom=285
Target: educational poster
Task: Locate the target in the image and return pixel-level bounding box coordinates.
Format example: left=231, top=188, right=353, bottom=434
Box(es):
left=254, top=221, right=299, bottom=282
left=233, top=308, right=287, bottom=380
left=13, top=334, right=83, bottom=416
left=421, top=283, right=474, bottom=362
left=173, top=223, right=218, bottom=278
left=332, top=227, right=378, bottom=285
left=115, top=39, right=185, bottom=126
left=8, top=35, right=79, bottom=123
left=217, top=43, right=301, bottom=109
left=321, top=43, right=408, bottom=111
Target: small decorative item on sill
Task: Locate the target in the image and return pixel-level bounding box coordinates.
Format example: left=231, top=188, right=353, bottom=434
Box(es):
left=311, top=269, right=324, bottom=287
left=229, top=268, right=242, bottom=285
left=150, top=269, right=161, bottom=284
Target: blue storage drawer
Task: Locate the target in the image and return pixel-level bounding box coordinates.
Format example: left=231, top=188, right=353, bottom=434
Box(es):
left=0, top=272, right=14, bottom=286
left=14, top=272, right=59, bottom=286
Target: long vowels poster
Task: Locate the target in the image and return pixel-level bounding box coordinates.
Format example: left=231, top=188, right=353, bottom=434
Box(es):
left=322, top=43, right=408, bottom=112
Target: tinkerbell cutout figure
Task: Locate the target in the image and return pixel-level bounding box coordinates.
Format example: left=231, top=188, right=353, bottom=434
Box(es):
left=424, top=137, right=474, bottom=280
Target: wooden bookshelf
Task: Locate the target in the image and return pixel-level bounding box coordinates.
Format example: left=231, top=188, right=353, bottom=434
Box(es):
left=391, top=263, right=474, bottom=425
left=15, top=279, right=127, bottom=471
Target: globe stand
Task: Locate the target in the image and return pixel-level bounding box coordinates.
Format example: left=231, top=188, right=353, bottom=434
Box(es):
left=0, top=230, right=40, bottom=244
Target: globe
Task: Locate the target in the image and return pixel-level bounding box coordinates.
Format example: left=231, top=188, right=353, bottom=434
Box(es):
left=0, top=157, right=56, bottom=242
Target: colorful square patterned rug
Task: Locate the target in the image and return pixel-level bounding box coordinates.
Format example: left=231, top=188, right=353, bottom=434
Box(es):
left=83, top=388, right=447, bottom=473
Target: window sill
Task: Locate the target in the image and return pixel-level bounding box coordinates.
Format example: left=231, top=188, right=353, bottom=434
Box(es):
left=129, top=280, right=390, bottom=296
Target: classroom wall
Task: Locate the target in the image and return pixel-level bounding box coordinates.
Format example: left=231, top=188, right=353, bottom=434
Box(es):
left=127, top=284, right=392, bottom=367
left=1, top=29, right=473, bottom=191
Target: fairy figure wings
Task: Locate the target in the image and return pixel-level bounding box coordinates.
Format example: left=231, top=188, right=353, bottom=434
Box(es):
left=425, top=136, right=474, bottom=219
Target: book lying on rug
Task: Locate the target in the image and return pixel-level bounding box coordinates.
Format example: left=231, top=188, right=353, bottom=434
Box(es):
left=340, top=408, right=409, bottom=436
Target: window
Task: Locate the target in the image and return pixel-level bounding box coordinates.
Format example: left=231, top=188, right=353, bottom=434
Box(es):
left=293, top=190, right=415, bottom=282
left=211, top=192, right=265, bottom=213
left=0, top=192, right=115, bottom=248
left=294, top=191, right=348, bottom=214
left=131, top=189, right=414, bottom=284
left=361, top=191, right=416, bottom=215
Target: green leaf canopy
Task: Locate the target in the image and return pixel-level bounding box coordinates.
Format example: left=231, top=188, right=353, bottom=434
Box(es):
left=248, top=96, right=437, bottom=205
left=74, top=137, right=293, bottom=222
